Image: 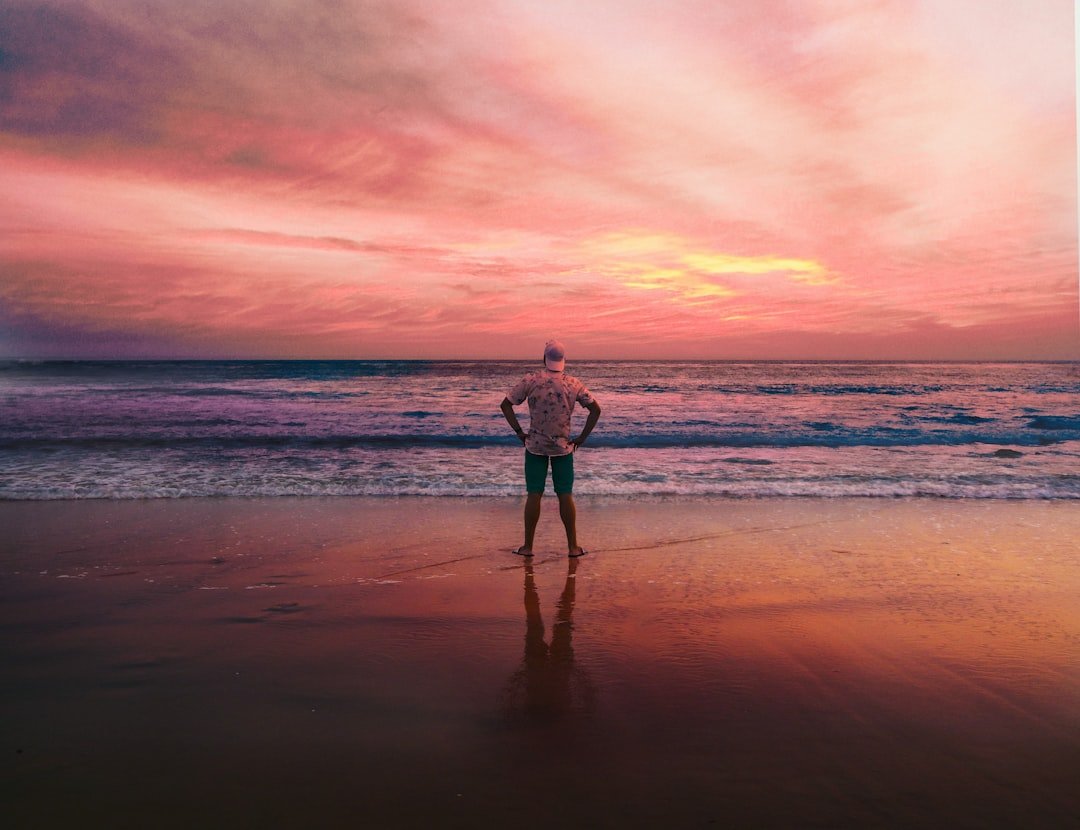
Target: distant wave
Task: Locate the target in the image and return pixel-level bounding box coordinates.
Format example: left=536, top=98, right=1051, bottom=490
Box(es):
left=1028, top=415, right=1080, bottom=430
left=3, top=427, right=1078, bottom=451
left=751, top=384, right=947, bottom=396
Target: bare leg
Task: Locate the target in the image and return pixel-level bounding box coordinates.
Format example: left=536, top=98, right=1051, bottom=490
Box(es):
left=515, top=493, right=543, bottom=555
left=557, top=493, right=586, bottom=556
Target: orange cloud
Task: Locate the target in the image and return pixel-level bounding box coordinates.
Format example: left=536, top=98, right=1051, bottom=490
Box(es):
left=577, top=231, right=839, bottom=307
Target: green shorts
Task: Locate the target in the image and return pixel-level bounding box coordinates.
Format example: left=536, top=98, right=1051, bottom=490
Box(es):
left=525, top=450, right=574, bottom=495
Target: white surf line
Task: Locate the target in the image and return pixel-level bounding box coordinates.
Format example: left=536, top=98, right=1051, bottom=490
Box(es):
left=318, top=535, right=469, bottom=566
left=495, top=555, right=563, bottom=571
left=591, top=518, right=843, bottom=554
left=372, top=553, right=491, bottom=580
left=365, top=519, right=845, bottom=580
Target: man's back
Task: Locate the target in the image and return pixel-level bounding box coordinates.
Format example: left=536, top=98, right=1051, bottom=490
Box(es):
left=506, top=368, right=595, bottom=456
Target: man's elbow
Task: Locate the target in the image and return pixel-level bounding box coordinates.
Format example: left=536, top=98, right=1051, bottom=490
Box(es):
left=589, top=401, right=602, bottom=416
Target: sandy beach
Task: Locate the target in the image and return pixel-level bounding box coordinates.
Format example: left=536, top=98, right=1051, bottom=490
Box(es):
left=3, top=496, right=1078, bottom=828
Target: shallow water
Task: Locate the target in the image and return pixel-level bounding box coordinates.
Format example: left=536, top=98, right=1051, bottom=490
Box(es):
left=3, top=497, right=1078, bottom=827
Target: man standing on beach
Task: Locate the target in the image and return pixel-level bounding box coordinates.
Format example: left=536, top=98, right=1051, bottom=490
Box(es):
left=501, top=340, right=601, bottom=558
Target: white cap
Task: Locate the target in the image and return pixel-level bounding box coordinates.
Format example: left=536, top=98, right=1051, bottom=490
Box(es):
left=544, top=340, right=566, bottom=371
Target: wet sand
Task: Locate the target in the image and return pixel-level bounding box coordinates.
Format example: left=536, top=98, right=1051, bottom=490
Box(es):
left=2, top=497, right=1079, bottom=828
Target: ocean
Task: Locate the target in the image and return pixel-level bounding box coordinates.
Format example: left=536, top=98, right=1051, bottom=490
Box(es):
left=1, top=360, right=1078, bottom=499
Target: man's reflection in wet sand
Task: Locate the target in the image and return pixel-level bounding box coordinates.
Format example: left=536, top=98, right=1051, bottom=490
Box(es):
left=503, top=559, right=595, bottom=725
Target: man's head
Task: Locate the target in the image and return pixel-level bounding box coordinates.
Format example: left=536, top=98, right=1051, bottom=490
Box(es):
left=544, top=340, right=566, bottom=372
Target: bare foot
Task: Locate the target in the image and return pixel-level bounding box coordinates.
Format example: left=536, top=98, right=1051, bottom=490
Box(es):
left=568, top=546, right=588, bottom=558
left=512, top=546, right=533, bottom=557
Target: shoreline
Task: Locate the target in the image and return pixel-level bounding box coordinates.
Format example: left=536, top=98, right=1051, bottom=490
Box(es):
left=3, top=490, right=1080, bottom=501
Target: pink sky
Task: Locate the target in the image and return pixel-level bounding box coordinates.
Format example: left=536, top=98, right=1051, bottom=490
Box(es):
left=1, top=0, right=1076, bottom=359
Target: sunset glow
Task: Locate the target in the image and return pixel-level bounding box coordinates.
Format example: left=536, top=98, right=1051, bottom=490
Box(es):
left=1, top=0, right=1076, bottom=359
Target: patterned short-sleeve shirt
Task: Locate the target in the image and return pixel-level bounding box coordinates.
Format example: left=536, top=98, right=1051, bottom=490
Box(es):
left=506, top=369, right=596, bottom=456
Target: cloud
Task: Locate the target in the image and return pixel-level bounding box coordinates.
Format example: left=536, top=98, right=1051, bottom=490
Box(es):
left=0, top=1, right=191, bottom=140
left=0, top=0, right=1074, bottom=358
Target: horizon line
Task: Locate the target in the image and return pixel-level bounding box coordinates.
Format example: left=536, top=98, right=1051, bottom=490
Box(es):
left=3, top=356, right=1078, bottom=364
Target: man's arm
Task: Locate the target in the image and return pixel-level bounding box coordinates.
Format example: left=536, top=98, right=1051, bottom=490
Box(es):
left=500, top=397, right=527, bottom=444
left=571, top=400, right=602, bottom=448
